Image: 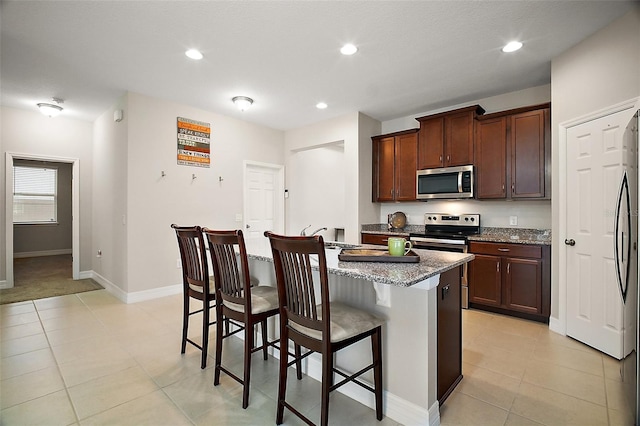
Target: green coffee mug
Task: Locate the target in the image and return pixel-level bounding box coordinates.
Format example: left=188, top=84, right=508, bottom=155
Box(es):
left=388, top=237, right=412, bottom=256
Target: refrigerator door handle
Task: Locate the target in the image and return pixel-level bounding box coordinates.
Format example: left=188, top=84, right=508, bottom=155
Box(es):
left=614, top=169, right=630, bottom=303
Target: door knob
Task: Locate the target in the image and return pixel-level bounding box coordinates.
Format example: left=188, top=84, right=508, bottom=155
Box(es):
left=246, top=224, right=251, bottom=229
left=564, top=238, right=576, bottom=246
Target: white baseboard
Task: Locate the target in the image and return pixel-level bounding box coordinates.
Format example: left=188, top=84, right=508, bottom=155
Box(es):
left=272, top=344, right=434, bottom=425
left=86, top=271, right=181, bottom=304
left=14, top=249, right=72, bottom=258
left=548, top=316, right=564, bottom=335
left=0, top=280, right=8, bottom=289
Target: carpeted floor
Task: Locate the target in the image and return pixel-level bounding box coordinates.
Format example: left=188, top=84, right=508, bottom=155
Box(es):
left=0, top=254, right=103, bottom=305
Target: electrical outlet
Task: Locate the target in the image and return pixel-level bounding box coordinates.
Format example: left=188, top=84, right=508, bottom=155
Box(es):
left=96, top=249, right=102, bottom=258
left=509, top=216, right=518, bottom=226
left=176, top=259, right=182, bottom=269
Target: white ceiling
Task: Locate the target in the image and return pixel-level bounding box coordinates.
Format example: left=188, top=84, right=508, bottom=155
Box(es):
left=1, top=1, right=636, bottom=130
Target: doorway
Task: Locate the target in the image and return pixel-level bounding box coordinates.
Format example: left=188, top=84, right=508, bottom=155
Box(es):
left=4, top=153, right=80, bottom=289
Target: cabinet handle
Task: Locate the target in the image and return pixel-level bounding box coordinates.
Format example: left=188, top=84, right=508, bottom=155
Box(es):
left=447, top=155, right=450, bottom=162
left=502, top=184, right=505, bottom=191
left=497, top=263, right=500, bottom=272
left=507, top=263, right=510, bottom=274
left=512, top=183, right=515, bottom=193
left=390, top=189, right=394, bottom=197
left=498, top=248, right=510, bottom=252
left=439, top=155, right=443, bottom=162
left=441, top=284, right=450, bottom=300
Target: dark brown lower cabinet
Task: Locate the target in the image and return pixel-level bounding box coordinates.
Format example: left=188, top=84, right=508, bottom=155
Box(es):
left=469, top=241, right=550, bottom=323
left=437, top=266, right=462, bottom=403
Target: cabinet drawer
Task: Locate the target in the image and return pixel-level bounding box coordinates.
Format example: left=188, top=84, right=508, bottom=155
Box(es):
left=361, top=233, right=398, bottom=246
left=469, top=241, right=541, bottom=259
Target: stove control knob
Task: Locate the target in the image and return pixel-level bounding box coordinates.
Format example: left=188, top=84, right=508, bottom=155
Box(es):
left=470, top=217, right=475, bottom=222
left=464, top=217, right=469, bottom=221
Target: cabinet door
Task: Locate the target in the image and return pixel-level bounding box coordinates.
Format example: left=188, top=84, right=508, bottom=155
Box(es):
left=510, top=109, right=545, bottom=198
left=504, top=257, right=542, bottom=314
left=469, top=254, right=502, bottom=306
left=395, top=132, right=418, bottom=201
left=475, top=117, right=507, bottom=199
left=445, top=111, right=475, bottom=166
left=418, top=118, right=444, bottom=169
left=375, top=136, right=396, bottom=201
left=437, top=266, right=462, bottom=403
left=361, top=233, right=394, bottom=246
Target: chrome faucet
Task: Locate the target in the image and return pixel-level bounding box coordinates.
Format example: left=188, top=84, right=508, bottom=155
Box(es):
left=300, top=225, right=327, bottom=236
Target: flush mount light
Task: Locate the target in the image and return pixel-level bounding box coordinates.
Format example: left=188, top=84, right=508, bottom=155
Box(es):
left=185, top=49, right=203, bottom=60
left=232, top=96, right=253, bottom=111
left=316, top=102, right=328, bottom=109
left=502, top=41, right=523, bottom=53
left=37, top=97, right=64, bottom=117
left=340, top=44, right=358, bottom=55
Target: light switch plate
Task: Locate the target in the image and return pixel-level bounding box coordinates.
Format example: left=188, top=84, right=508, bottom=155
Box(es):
left=509, top=216, right=518, bottom=226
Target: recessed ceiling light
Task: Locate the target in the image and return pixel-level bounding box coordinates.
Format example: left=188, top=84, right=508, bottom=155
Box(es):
left=185, top=49, right=203, bottom=60
left=502, top=41, right=523, bottom=53
left=340, top=44, right=358, bottom=55
left=316, top=102, right=328, bottom=109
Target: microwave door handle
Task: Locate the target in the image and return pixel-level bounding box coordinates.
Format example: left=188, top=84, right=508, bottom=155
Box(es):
left=458, top=172, right=463, bottom=193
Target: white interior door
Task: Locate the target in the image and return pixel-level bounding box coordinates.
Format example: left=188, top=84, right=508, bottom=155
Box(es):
left=565, top=109, right=635, bottom=359
left=244, top=162, right=284, bottom=253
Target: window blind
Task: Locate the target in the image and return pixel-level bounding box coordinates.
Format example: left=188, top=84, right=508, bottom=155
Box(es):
left=13, top=165, right=58, bottom=223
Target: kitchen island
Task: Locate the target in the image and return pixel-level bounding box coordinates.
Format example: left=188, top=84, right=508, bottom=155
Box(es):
left=245, top=242, right=474, bottom=426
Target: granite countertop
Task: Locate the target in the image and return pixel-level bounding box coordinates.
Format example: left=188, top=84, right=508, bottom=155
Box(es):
left=361, top=224, right=552, bottom=246
left=246, top=242, right=474, bottom=287
left=469, top=227, right=551, bottom=245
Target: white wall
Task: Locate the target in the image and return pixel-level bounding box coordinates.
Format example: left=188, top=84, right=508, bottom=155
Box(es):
left=122, top=92, right=285, bottom=294
left=285, top=112, right=377, bottom=244
left=551, top=6, right=640, bottom=320
left=1, top=107, right=93, bottom=283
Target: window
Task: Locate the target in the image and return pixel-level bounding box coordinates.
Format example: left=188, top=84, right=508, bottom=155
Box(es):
left=13, top=165, right=58, bottom=224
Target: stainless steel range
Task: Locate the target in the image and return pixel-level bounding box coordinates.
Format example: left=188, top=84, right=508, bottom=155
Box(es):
left=410, top=213, right=480, bottom=308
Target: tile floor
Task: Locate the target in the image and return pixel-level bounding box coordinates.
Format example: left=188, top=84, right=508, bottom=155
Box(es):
left=0, top=289, right=635, bottom=425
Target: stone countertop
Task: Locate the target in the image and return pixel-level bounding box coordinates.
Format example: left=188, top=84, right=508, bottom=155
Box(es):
left=246, top=243, right=474, bottom=287
left=469, top=227, right=551, bottom=245
left=361, top=224, right=552, bottom=246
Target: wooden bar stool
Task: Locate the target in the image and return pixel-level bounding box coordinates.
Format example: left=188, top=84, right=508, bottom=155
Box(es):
left=265, top=231, right=385, bottom=426
left=203, top=228, right=280, bottom=408
left=171, top=224, right=215, bottom=369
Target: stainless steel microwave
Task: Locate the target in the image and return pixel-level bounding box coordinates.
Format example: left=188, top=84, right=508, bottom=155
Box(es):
left=416, top=165, right=474, bottom=200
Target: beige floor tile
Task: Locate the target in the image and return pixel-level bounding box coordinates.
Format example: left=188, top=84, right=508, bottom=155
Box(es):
left=0, top=301, right=36, bottom=316
left=0, top=332, right=49, bottom=358
left=536, top=328, right=599, bottom=354
left=80, top=390, right=191, bottom=426
left=162, top=367, right=241, bottom=421
left=604, top=355, right=623, bottom=382
left=504, top=412, right=544, bottom=426
left=0, top=389, right=77, bottom=425
left=36, top=304, right=90, bottom=320
left=41, top=310, right=103, bottom=333
left=609, top=407, right=635, bottom=426
left=0, top=311, right=40, bottom=328
left=0, top=365, right=66, bottom=409
left=58, top=346, right=138, bottom=387
left=605, top=377, right=634, bottom=412
left=475, top=327, right=537, bottom=358
left=463, top=340, right=530, bottom=380
left=522, top=359, right=606, bottom=406
left=511, top=382, right=608, bottom=425
left=304, top=389, right=396, bottom=426
left=457, top=362, right=521, bottom=410
left=67, top=366, right=159, bottom=420
left=34, top=294, right=86, bottom=310
left=49, top=334, right=122, bottom=364
left=192, top=387, right=281, bottom=426
left=76, top=290, right=122, bottom=308
left=439, top=391, right=509, bottom=426
left=0, top=321, right=44, bottom=342
left=134, top=346, right=206, bottom=388
left=45, top=321, right=108, bottom=347
left=489, top=315, right=546, bottom=340
left=1, top=347, right=57, bottom=380
left=532, top=340, right=604, bottom=376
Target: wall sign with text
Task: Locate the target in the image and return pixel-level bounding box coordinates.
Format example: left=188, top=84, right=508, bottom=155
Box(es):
left=177, top=117, right=210, bottom=168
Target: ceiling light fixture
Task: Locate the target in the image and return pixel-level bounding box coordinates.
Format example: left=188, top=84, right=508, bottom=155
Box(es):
left=185, top=49, right=203, bottom=60
left=316, top=102, right=328, bottom=109
left=37, top=97, right=64, bottom=117
left=502, top=41, right=523, bottom=53
left=340, top=44, right=358, bottom=55
left=232, top=96, right=253, bottom=111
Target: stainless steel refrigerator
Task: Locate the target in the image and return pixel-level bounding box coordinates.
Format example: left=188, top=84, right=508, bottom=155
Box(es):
left=618, top=110, right=640, bottom=425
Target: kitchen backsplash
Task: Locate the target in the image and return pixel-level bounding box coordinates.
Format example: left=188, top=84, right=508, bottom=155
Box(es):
left=379, top=199, right=551, bottom=229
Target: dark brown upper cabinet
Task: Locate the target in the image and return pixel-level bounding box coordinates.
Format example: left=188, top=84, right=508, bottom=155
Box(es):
left=475, top=103, right=550, bottom=200
left=416, top=105, right=485, bottom=169
left=372, top=129, right=419, bottom=202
